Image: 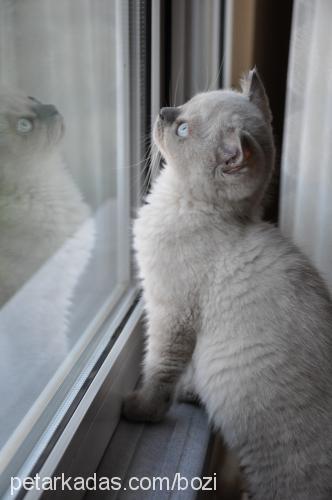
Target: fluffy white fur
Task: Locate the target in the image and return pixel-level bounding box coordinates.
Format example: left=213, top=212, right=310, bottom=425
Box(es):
left=123, top=70, right=332, bottom=499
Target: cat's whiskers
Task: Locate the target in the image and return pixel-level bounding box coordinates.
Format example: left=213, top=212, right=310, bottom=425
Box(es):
left=138, top=142, right=161, bottom=200
left=140, top=144, right=162, bottom=200
left=206, top=57, right=225, bottom=92
left=172, top=67, right=183, bottom=107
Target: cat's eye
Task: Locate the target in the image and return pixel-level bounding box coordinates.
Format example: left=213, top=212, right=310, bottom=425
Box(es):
left=176, top=122, right=189, bottom=138
left=16, top=117, right=33, bottom=134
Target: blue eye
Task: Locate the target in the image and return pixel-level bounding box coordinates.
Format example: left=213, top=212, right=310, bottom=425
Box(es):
left=176, top=122, right=189, bottom=138
left=16, top=118, right=33, bottom=133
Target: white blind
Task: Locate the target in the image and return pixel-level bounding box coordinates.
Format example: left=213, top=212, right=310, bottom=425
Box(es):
left=280, top=0, right=332, bottom=293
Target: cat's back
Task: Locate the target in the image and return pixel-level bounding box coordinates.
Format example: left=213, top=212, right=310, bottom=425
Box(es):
left=210, top=219, right=332, bottom=312
left=198, top=219, right=332, bottom=403
left=199, top=219, right=332, bottom=396
left=244, top=221, right=332, bottom=314
left=197, top=220, right=332, bottom=500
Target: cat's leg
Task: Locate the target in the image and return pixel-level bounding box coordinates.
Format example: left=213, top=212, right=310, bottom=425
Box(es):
left=122, top=308, right=195, bottom=422
left=176, top=362, right=200, bottom=405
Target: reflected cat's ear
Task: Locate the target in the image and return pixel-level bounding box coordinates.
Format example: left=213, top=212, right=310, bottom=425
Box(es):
left=241, top=67, right=272, bottom=123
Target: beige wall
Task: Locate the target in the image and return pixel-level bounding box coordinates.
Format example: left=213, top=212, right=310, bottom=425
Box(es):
left=229, top=0, right=257, bottom=88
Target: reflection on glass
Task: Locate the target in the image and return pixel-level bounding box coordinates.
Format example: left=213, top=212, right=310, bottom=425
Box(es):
left=0, top=88, right=95, bottom=451
left=0, top=0, right=129, bottom=468
left=0, top=90, right=93, bottom=305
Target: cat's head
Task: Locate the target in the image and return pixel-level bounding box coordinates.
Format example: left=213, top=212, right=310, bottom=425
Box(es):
left=0, top=89, right=64, bottom=162
left=153, top=69, right=275, bottom=215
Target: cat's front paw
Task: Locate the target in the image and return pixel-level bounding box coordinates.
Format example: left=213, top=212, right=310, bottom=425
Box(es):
left=122, top=390, right=170, bottom=423
left=176, top=388, right=201, bottom=406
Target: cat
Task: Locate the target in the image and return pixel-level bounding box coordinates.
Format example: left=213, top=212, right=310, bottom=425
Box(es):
left=123, top=69, right=332, bottom=500
left=0, top=89, right=94, bottom=306
left=0, top=89, right=94, bottom=445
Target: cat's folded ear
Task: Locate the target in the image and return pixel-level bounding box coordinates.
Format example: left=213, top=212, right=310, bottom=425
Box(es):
left=217, top=128, right=252, bottom=172
left=241, top=67, right=272, bottom=123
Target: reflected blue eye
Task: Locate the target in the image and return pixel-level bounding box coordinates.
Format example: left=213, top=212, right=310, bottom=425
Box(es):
left=176, top=122, right=189, bottom=138
left=16, top=118, right=33, bottom=133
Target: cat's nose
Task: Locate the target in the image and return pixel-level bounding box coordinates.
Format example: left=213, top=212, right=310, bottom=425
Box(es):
left=159, top=107, right=180, bottom=124
left=33, top=104, right=59, bottom=120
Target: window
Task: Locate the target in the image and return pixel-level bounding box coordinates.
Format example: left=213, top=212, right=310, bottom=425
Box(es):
left=0, top=0, right=147, bottom=495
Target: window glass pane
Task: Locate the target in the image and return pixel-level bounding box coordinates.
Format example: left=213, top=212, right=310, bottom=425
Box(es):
left=0, top=0, right=133, bottom=480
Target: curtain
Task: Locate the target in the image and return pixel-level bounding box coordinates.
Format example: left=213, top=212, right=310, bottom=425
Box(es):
left=280, top=0, right=332, bottom=293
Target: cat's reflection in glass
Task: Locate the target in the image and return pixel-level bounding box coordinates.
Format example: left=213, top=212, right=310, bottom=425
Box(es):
left=0, top=89, right=94, bottom=306
left=0, top=89, right=95, bottom=444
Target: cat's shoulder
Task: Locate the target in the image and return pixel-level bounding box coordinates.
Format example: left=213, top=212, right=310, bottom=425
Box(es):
left=247, top=221, right=329, bottom=288
left=247, top=220, right=297, bottom=250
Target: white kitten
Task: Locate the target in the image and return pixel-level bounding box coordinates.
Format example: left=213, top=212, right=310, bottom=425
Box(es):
left=123, top=70, right=332, bottom=500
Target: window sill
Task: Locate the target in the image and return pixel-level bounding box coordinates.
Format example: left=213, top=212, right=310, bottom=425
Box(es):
left=85, top=403, right=210, bottom=500
left=5, top=297, right=143, bottom=500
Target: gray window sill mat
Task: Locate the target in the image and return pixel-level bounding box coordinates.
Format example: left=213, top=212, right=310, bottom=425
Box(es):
left=85, top=403, right=210, bottom=500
